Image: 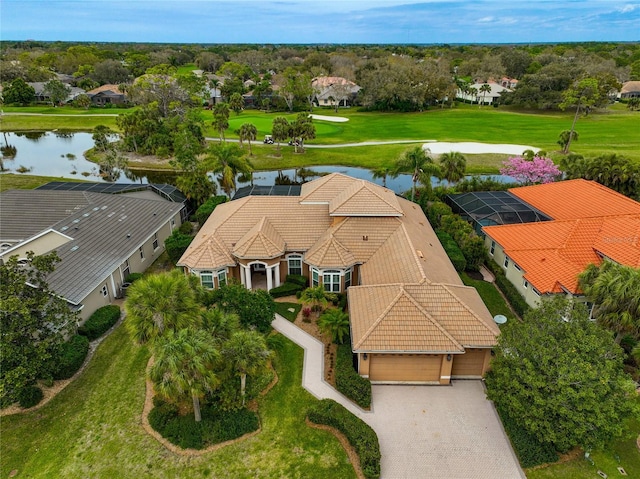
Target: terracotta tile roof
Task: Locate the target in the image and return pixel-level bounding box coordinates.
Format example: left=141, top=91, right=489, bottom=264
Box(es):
left=349, top=283, right=498, bottom=353
left=312, top=76, right=358, bottom=88
left=509, top=179, right=640, bottom=220
left=87, top=84, right=124, bottom=95
left=329, top=179, right=403, bottom=216
left=484, top=213, right=640, bottom=294
left=233, top=217, right=285, bottom=259
left=178, top=234, right=235, bottom=270
left=300, top=172, right=365, bottom=203
left=305, top=232, right=356, bottom=269
left=621, top=81, right=640, bottom=93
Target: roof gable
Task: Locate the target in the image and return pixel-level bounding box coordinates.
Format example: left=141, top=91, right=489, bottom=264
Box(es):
left=233, top=217, right=285, bottom=259
left=305, top=232, right=356, bottom=269
left=329, top=180, right=403, bottom=216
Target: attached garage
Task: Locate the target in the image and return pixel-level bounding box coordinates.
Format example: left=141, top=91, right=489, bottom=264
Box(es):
left=369, top=354, right=442, bottom=383
left=451, top=349, right=488, bottom=378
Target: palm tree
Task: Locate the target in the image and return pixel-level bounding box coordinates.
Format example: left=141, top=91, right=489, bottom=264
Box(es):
left=149, top=328, right=220, bottom=422
left=317, top=309, right=350, bottom=344
left=201, top=307, right=240, bottom=342
left=175, top=168, right=216, bottom=208
left=394, top=145, right=440, bottom=202
left=271, top=117, right=290, bottom=155
left=300, top=285, right=333, bottom=315
left=371, top=166, right=397, bottom=188
left=438, top=151, right=467, bottom=184
left=238, top=123, right=258, bottom=156
left=479, top=83, right=491, bottom=107
left=468, top=87, right=478, bottom=105
left=125, top=270, right=201, bottom=345
left=578, top=262, right=640, bottom=344
left=205, top=143, right=253, bottom=198
left=222, top=330, right=271, bottom=406
left=212, top=102, right=230, bottom=142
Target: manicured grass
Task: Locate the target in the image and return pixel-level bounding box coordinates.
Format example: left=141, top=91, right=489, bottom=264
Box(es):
left=0, top=173, right=88, bottom=192
left=526, top=416, right=640, bottom=479
left=460, top=272, right=515, bottom=321
left=274, top=302, right=302, bottom=322
left=0, top=325, right=356, bottom=479
left=2, top=106, right=121, bottom=115
left=1, top=114, right=118, bottom=131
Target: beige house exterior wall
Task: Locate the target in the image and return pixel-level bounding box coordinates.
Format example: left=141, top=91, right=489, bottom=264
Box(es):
left=0, top=230, right=72, bottom=261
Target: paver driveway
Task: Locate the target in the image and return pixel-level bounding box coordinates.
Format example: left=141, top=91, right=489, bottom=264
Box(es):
left=368, top=383, right=525, bottom=479
left=273, top=315, right=525, bottom=479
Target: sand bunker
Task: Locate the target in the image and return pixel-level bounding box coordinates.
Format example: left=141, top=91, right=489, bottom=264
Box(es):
left=310, top=114, right=349, bottom=123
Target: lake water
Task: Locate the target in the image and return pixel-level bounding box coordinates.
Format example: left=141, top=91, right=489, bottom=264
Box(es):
left=0, top=131, right=516, bottom=193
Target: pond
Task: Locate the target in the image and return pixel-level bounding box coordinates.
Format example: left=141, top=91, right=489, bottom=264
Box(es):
left=0, top=131, right=517, bottom=193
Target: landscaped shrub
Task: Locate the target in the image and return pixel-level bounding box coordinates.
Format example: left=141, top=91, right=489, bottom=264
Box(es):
left=486, top=260, right=531, bottom=318
left=459, top=235, right=487, bottom=272
left=78, top=305, right=121, bottom=340
left=284, top=274, right=307, bottom=287
left=307, top=399, right=380, bottom=479
left=426, top=201, right=453, bottom=229
left=335, top=343, right=371, bottom=409
left=195, top=195, right=227, bottom=226
left=178, top=221, right=193, bottom=235
left=53, top=334, right=90, bottom=380
left=18, top=384, right=43, bottom=409
left=494, top=403, right=558, bottom=468
left=165, top=230, right=193, bottom=264
left=269, top=282, right=304, bottom=298
left=435, top=231, right=467, bottom=272
left=148, top=398, right=259, bottom=450
left=124, top=272, right=143, bottom=283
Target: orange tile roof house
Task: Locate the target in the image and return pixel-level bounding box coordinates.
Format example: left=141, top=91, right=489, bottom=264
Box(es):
left=483, top=179, right=640, bottom=307
left=180, top=173, right=499, bottom=384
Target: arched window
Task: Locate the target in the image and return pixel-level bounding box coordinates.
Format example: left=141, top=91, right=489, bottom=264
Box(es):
left=287, top=254, right=302, bottom=276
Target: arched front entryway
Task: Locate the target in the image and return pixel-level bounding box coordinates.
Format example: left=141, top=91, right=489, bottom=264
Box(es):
left=239, top=261, right=281, bottom=291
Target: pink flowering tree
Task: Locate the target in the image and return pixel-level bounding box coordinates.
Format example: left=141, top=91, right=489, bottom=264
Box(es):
left=500, top=156, right=562, bottom=185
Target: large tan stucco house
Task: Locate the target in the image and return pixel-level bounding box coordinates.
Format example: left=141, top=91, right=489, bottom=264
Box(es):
left=0, top=183, right=186, bottom=323
left=482, top=179, right=640, bottom=309
left=179, top=173, right=499, bottom=384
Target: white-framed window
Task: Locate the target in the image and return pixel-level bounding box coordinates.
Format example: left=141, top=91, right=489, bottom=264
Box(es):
left=312, top=268, right=319, bottom=287
left=323, top=270, right=341, bottom=293
left=288, top=255, right=302, bottom=276
left=139, top=246, right=145, bottom=261
left=201, top=271, right=214, bottom=289
left=514, top=263, right=521, bottom=272
left=503, top=257, right=509, bottom=269
left=0, top=243, right=12, bottom=253
left=345, top=269, right=352, bottom=289
left=101, top=284, right=108, bottom=297
left=532, top=287, right=541, bottom=297
left=16, top=258, right=30, bottom=267
left=523, top=279, right=529, bottom=289
left=121, top=259, right=130, bottom=279
left=217, top=270, right=227, bottom=287
left=490, top=241, right=495, bottom=256
left=152, top=232, right=159, bottom=250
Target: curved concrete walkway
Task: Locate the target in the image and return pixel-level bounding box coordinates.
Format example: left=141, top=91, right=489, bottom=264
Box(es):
left=273, top=314, right=526, bottom=479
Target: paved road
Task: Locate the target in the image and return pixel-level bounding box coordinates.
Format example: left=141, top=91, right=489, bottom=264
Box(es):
left=272, top=315, right=526, bottom=479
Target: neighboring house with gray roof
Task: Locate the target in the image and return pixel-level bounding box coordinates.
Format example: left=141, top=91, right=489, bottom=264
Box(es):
left=0, top=185, right=185, bottom=322
left=28, top=82, right=86, bottom=104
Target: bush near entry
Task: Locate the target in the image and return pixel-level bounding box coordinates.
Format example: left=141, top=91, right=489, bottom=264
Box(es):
left=307, top=399, right=381, bottom=479
left=335, top=343, right=372, bottom=409
left=78, top=305, right=121, bottom=340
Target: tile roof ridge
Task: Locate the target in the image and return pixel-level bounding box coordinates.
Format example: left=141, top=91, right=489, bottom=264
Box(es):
left=438, top=283, right=498, bottom=336
left=398, top=222, right=427, bottom=281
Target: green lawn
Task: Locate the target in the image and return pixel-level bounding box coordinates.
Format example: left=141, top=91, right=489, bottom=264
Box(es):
left=526, top=416, right=640, bottom=479
left=0, top=173, right=88, bottom=192
left=0, top=325, right=356, bottom=479
left=274, top=302, right=302, bottom=322
left=460, top=272, right=515, bottom=321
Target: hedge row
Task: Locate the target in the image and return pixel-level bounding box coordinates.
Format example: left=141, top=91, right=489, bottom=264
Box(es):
left=165, top=230, right=193, bottom=265
left=486, top=260, right=531, bottom=318
left=435, top=231, right=467, bottom=272
left=307, top=399, right=380, bottom=479
left=269, top=282, right=304, bottom=298
left=335, top=343, right=371, bottom=409
left=285, top=274, right=308, bottom=287
left=148, top=399, right=259, bottom=450
left=53, top=334, right=90, bottom=380
left=495, top=403, right=558, bottom=468
left=78, top=305, right=121, bottom=340
left=18, top=384, right=44, bottom=409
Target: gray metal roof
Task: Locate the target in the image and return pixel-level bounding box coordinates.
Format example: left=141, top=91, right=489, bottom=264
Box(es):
left=1, top=190, right=183, bottom=304
left=36, top=182, right=187, bottom=204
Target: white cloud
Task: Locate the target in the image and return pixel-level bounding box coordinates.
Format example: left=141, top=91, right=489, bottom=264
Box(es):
left=478, top=16, right=494, bottom=23
left=617, top=4, right=637, bottom=13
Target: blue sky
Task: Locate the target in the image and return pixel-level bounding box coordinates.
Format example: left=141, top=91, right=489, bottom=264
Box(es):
left=2, top=1, right=639, bottom=44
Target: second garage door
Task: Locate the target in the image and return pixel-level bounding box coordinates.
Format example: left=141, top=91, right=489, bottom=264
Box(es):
left=451, top=349, right=487, bottom=377
left=369, top=354, right=442, bottom=382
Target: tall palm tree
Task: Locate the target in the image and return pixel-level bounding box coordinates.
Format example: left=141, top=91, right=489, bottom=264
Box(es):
left=205, top=143, right=253, bottom=198
left=271, top=117, right=290, bottom=155
left=468, top=87, right=478, bottom=105
left=201, top=307, right=240, bottom=343
left=238, top=123, right=258, bottom=156
left=222, top=330, right=271, bottom=406
left=212, top=102, right=230, bottom=142
left=125, top=270, right=201, bottom=345
left=371, top=165, right=397, bottom=188
left=579, top=262, right=640, bottom=344
left=439, top=151, right=467, bottom=184
left=479, top=83, right=491, bottom=107
left=175, top=167, right=216, bottom=208
left=149, top=328, right=220, bottom=422
left=317, top=309, right=350, bottom=344
left=394, top=146, right=440, bottom=202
